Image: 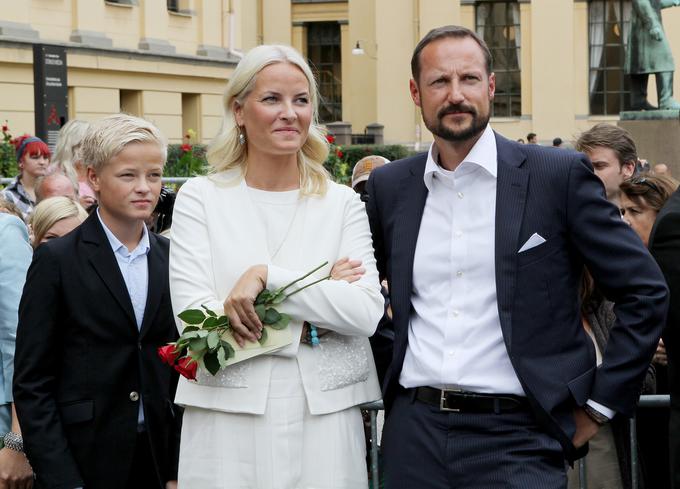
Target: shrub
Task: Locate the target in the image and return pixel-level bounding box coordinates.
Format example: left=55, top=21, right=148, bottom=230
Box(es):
left=324, top=143, right=414, bottom=185
left=0, top=122, right=19, bottom=178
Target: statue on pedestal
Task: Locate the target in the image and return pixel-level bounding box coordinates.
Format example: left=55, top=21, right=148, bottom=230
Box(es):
left=625, top=0, right=680, bottom=110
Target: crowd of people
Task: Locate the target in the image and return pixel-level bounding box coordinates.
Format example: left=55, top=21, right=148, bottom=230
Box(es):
left=0, top=23, right=678, bottom=489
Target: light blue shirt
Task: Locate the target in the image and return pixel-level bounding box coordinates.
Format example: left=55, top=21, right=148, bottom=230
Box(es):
left=96, top=209, right=150, bottom=426
left=0, top=214, right=31, bottom=435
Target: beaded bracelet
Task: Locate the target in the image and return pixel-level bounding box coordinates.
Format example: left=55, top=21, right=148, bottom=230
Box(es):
left=3, top=431, right=24, bottom=452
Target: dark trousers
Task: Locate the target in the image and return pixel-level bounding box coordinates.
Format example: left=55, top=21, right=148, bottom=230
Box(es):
left=125, top=431, right=163, bottom=489
left=383, top=389, right=567, bottom=489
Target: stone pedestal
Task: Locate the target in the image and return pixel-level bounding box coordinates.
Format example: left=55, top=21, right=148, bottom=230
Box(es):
left=618, top=111, right=680, bottom=176
left=326, top=121, right=352, bottom=146
left=366, top=123, right=384, bottom=145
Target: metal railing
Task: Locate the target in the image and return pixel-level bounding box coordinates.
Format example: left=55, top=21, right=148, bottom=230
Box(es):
left=359, top=395, right=671, bottom=489
left=0, top=177, right=191, bottom=186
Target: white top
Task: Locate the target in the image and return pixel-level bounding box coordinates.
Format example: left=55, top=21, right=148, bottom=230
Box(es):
left=400, top=125, right=525, bottom=395
left=247, top=186, right=300, bottom=263
left=169, top=173, right=383, bottom=415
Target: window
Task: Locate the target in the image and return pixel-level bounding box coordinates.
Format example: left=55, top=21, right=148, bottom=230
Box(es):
left=476, top=1, right=521, bottom=117
left=306, top=22, right=342, bottom=123
left=589, top=0, right=632, bottom=115
left=167, top=0, right=179, bottom=12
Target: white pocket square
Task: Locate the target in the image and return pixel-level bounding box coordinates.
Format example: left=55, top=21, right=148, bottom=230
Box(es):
left=518, top=233, right=546, bottom=253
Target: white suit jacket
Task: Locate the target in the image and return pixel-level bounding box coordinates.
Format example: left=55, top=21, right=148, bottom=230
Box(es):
left=169, top=171, right=383, bottom=415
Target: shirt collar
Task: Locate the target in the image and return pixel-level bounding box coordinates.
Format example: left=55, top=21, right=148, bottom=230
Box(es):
left=424, top=125, right=498, bottom=191
left=96, top=207, right=150, bottom=258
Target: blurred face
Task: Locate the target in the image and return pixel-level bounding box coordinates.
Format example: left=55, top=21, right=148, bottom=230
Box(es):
left=88, top=142, right=163, bottom=229
left=21, top=152, right=49, bottom=179
left=40, top=174, right=76, bottom=201
left=410, top=36, right=495, bottom=144
left=585, top=146, right=634, bottom=202
left=620, top=193, right=657, bottom=247
left=40, top=215, right=82, bottom=244
left=234, top=62, right=312, bottom=160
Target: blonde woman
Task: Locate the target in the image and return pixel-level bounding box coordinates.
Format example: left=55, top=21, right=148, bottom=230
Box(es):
left=50, top=119, right=96, bottom=209
left=30, top=196, right=88, bottom=247
left=170, top=45, right=383, bottom=488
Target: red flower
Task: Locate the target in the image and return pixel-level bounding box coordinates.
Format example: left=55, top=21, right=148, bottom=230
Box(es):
left=157, top=344, right=181, bottom=366
left=174, top=356, right=198, bottom=380
left=326, top=135, right=335, bottom=144
left=180, top=143, right=192, bottom=153
left=1, top=125, right=7, bottom=132
left=336, top=150, right=343, bottom=159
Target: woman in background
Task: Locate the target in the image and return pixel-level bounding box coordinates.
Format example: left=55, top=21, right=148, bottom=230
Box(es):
left=30, top=196, right=88, bottom=247
left=50, top=120, right=96, bottom=210
left=1, top=135, right=50, bottom=220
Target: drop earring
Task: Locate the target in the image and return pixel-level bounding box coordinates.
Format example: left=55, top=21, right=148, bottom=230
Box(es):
left=238, top=127, right=246, bottom=146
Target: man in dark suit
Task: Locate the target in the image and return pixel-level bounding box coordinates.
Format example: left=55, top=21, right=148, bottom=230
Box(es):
left=13, top=114, right=180, bottom=489
left=649, top=188, right=680, bottom=488
left=366, top=25, right=668, bottom=488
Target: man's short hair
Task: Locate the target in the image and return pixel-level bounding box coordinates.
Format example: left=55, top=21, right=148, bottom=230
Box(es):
left=552, top=137, right=563, bottom=147
left=575, top=123, right=637, bottom=169
left=80, top=114, right=167, bottom=172
left=35, top=172, right=79, bottom=202
left=527, top=133, right=536, bottom=141
left=411, top=25, right=492, bottom=82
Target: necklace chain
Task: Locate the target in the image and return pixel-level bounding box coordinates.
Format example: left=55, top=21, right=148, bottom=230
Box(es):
left=269, top=199, right=300, bottom=260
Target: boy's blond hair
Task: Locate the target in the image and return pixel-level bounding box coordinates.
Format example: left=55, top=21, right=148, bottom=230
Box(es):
left=81, top=114, right=167, bottom=172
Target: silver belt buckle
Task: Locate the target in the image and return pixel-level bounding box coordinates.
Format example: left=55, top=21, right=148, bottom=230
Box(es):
left=439, top=388, right=462, bottom=412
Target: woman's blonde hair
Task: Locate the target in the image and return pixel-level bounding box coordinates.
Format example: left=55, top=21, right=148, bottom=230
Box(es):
left=207, top=44, right=330, bottom=195
left=31, top=196, right=88, bottom=247
left=52, top=119, right=91, bottom=183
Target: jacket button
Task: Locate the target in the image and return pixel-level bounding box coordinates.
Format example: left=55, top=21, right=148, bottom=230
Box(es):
left=129, top=391, right=139, bottom=402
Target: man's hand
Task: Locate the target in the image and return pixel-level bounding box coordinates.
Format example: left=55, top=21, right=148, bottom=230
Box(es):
left=572, top=407, right=601, bottom=449
left=165, top=481, right=177, bottom=489
left=0, top=447, right=33, bottom=489
left=653, top=339, right=667, bottom=366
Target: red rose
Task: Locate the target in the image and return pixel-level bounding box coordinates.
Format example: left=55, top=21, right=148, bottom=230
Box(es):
left=336, top=150, right=343, bottom=159
left=326, top=135, right=335, bottom=144
left=1, top=125, right=7, bottom=132
left=157, top=344, right=180, bottom=366
left=181, top=143, right=192, bottom=153
left=174, top=356, right=198, bottom=380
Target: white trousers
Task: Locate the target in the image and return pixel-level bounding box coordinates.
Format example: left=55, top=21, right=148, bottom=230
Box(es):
left=178, top=357, right=368, bottom=489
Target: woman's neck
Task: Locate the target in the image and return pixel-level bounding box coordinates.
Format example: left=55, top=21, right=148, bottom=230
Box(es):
left=245, top=153, right=300, bottom=191
left=21, top=173, right=37, bottom=200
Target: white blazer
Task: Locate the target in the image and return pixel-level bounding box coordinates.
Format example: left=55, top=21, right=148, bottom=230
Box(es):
left=169, top=171, right=383, bottom=415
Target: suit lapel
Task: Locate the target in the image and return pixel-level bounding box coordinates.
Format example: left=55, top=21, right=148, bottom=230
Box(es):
left=140, top=233, right=165, bottom=339
left=494, top=133, right=528, bottom=352
left=82, top=214, right=138, bottom=330
left=391, top=157, right=428, bottom=332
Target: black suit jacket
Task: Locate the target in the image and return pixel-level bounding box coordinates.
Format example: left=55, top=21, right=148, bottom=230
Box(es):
left=13, top=213, right=180, bottom=489
left=649, top=187, right=680, bottom=404
left=366, top=132, right=668, bottom=461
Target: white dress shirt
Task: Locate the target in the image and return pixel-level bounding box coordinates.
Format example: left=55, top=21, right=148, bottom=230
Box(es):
left=400, top=125, right=525, bottom=395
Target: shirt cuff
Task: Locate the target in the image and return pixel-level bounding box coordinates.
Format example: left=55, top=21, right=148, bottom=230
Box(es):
left=586, top=399, right=616, bottom=420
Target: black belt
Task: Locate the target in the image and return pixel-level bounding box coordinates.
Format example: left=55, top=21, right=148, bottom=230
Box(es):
left=413, top=386, right=530, bottom=413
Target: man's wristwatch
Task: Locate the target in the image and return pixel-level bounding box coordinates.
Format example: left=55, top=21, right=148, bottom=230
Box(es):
left=583, top=404, right=609, bottom=426
left=2, top=431, right=24, bottom=452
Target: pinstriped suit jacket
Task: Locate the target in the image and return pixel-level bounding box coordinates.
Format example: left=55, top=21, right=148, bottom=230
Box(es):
left=366, top=131, right=668, bottom=462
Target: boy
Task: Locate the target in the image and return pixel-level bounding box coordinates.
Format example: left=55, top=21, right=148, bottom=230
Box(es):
left=13, top=114, right=180, bottom=489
